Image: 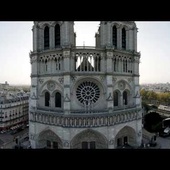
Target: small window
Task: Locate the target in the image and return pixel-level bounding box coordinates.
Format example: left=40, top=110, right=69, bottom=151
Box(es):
left=53, top=142, right=58, bottom=149
left=117, top=138, right=122, bottom=147
left=114, top=91, right=119, bottom=106
left=55, top=92, right=61, bottom=108
left=82, top=141, right=88, bottom=149
left=90, top=141, right=96, bottom=149
left=112, top=26, right=117, bottom=48
left=44, top=26, right=49, bottom=49
left=124, top=136, right=128, bottom=144
left=45, top=92, right=50, bottom=107
left=55, top=24, right=60, bottom=47
left=47, top=140, right=51, bottom=148
left=122, top=28, right=126, bottom=49
left=123, top=91, right=128, bottom=105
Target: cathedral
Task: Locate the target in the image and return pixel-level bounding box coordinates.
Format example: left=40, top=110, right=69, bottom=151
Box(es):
left=29, top=21, right=142, bottom=149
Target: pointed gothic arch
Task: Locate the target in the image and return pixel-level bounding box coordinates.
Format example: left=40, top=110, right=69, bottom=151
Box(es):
left=44, top=26, right=49, bottom=49
left=45, top=91, right=50, bottom=107
left=70, top=129, right=108, bottom=149
left=115, top=126, right=136, bottom=147
left=55, top=24, right=60, bottom=47
left=123, top=89, right=130, bottom=106
left=55, top=92, right=61, bottom=108
left=37, top=129, right=63, bottom=149
left=113, top=90, right=121, bottom=107
left=122, top=27, right=126, bottom=49
left=112, top=25, right=117, bottom=48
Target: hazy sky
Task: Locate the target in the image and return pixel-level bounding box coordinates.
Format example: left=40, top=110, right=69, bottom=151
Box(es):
left=0, top=21, right=170, bottom=85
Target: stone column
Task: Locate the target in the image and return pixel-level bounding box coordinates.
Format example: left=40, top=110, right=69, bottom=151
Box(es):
left=106, top=51, right=113, bottom=73
left=107, top=22, right=112, bottom=47
left=128, top=29, right=133, bottom=51
left=30, top=54, right=38, bottom=110
left=126, top=28, right=129, bottom=50
left=70, top=52, right=75, bottom=72
left=33, top=25, right=38, bottom=52
left=117, top=25, right=122, bottom=50
left=50, top=26, right=55, bottom=49
left=63, top=21, right=69, bottom=46
left=39, top=28, right=44, bottom=51
left=63, top=49, right=71, bottom=115
left=134, top=56, right=140, bottom=75
left=100, top=22, right=105, bottom=47
left=120, top=94, right=123, bottom=107
left=134, top=27, right=138, bottom=52
left=106, top=51, right=113, bottom=112
left=100, top=52, right=105, bottom=72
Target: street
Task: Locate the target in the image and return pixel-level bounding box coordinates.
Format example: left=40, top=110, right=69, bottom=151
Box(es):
left=0, top=127, right=29, bottom=149
left=156, top=136, right=170, bottom=149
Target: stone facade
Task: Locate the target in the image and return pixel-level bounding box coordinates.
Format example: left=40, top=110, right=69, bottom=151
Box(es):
left=29, top=21, right=142, bottom=149
left=0, top=90, right=29, bottom=132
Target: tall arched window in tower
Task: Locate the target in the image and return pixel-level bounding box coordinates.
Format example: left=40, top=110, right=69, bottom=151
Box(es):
left=55, top=92, right=61, bottom=108
left=123, top=91, right=128, bottom=105
left=114, top=91, right=119, bottom=106
left=122, top=28, right=126, bottom=49
left=45, top=91, right=50, bottom=107
left=112, top=26, right=117, bottom=48
left=55, top=24, right=60, bottom=47
left=44, top=26, right=50, bottom=49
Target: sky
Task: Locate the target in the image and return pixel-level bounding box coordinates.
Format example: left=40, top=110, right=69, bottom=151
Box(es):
left=0, top=21, right=170, bottom=85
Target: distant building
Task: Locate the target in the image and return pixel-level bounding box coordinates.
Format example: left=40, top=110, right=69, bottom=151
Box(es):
left=29, top=21, right=142, bottom=149
left=0, top=81, right=9, bottom=90
left=157, top=104, right=170, bottom=118
left=0, top=89, right=29, bottom=132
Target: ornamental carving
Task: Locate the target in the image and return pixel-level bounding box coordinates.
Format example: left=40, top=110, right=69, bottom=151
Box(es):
left=47, top=81, right=56, bottom=91
left=71, top=76, right=77, bottom=82
left=128, top=78, right=132, bottom=83
left=109, top=139, right=114, bottom=145
left=112, top=77, right=117, bottom=83
left=58, top=77, right=64, bottom=84
left=100, top=76, right=105, bottom=81
left=39, top=79, right=44, bottom=84
left=118, top=81, right=125, bottom=90
left=31, top=55, right=37, bottom=63
left=63, top=141, right=70, bottom=147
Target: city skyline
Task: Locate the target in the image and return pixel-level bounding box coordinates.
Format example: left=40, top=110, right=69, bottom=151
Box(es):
left=0, top=21, right=170, bottom=85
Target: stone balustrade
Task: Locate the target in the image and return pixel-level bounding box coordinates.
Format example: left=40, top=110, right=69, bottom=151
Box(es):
left=30, top=107, right=141, bottom=128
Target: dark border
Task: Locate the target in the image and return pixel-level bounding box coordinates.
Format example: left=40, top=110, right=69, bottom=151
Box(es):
left=1, top=3, right=170, bottom=21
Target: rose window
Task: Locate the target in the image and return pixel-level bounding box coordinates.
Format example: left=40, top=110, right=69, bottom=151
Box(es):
left=76, top=81, right=100, bottom=105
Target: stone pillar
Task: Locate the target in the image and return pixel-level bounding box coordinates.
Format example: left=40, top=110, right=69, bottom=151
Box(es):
left=39, top=28, right=44, bottom=51
left=128, top=29, right=133, bottom=51
left=100, top=52, right=105, bottom=72
left=134, top=56, right=140, bottom=75
left=33, top=25, right=38, bottom=52
left=126, top=28, right=129, bottom=50
left=106, top=51, right=113, bottom=73
left=63, top=21, right=70, bottom=46
left=50, top=26, right=55, bottom=49
left=70, top=52, right=75, bottom=72
left=134, top=76, right=141, bottom=108
left=106, top=51, right=113, bottom=112
left=117, top=26, right=122, bottom=50
left=134, top=27, right=138, bottom=52
left=107, top=22, right=111, bottom=46
left=30, top=54, right=38, bottom=110
left=120, top=94, right=123, bottom=107
left=100, top=22, right=105, bottom=47
left=63, top=50, right=71, bottom=115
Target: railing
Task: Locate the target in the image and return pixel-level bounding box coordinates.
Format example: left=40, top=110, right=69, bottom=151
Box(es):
left=73, top=46, right=97, bottom=50
left=30, top=107, right=142, bottom=128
